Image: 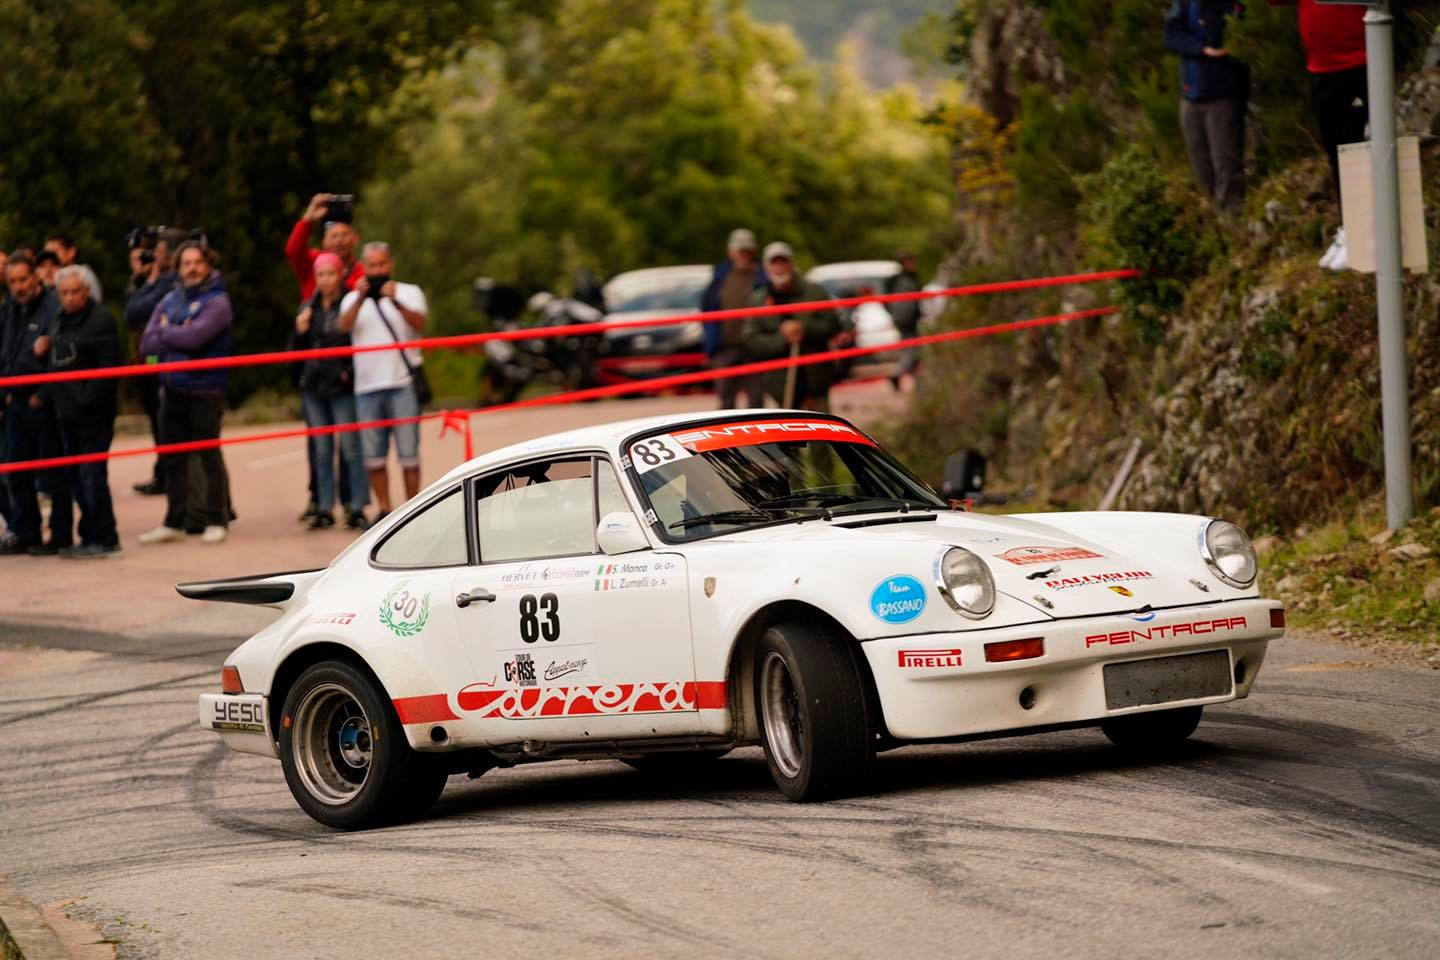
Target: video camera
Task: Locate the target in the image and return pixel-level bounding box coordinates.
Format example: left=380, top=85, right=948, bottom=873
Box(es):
left=325, top=194, right=355, bottom=225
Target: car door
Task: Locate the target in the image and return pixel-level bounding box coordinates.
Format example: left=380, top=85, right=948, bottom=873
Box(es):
left=452, top=455, right=700, bottom=741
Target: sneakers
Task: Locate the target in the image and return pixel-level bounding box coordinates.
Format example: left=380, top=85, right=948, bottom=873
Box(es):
left=201, top=525, right=227, bottom=544
left=26, top=540, right=72, bottom=557
left=0, top=535, right=36, bottom=555
left=1320, top=227, right=1348, bottom=271
left=138, top=525, right=186, bottom=545
left=343, top=508, right=368, bottom=531
left=298, top=501, right=320, bottom=523
left=307, top=512, right=336, bottom=531
left=60, top=543, right=121, bottom=559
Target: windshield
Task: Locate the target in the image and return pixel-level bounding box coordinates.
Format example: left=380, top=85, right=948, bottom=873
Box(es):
left=627, top=417, right=948, bottom=541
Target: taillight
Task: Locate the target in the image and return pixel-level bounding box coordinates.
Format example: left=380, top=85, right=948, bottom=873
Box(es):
left=984, top=637, right=1045, bottom=663
left=221, top=666, right=244, bottom=695
left=1270, top=608, right=1286, bottom=629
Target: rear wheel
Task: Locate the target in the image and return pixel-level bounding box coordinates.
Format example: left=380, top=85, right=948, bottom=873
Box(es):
left=754, top=621, right=875, bottom=802
left=1100, top=705, right=1204, bottom=751
left=278, top=661, right=448, bottom=829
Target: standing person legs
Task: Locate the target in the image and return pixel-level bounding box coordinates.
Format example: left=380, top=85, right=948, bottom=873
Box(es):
left=1205, top=96, right=1246, bottom=216
left=1179, top=99, right=1217, bottom=201
left=134, top=376, right=166, bottom=494
left=331, top=393, right=370, bottom=523
left=190, top=395, right=228, bottom=530
left=301, top=391, right=338, bottom=520
left=356, top=388, right=395, bottom=516
left=37, top=407, right=73, bottom=547
left=62, top=420, right=118, bottom=550
left=2, top=399, right=44, bottom=548
left=391, top=383, right=423, bottom=501
left=1310, top=65, right=1370, bottom=202
left=160, top=393, right=193, bottom=533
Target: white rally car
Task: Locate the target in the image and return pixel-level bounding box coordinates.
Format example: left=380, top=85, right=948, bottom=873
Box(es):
left=188, top=411, right=1284, bottom=829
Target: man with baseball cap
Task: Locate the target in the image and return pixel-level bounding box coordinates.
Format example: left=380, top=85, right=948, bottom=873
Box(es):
left=742, top=241, right=839, bottom=412
left=700, top=228, right=767, bottom=409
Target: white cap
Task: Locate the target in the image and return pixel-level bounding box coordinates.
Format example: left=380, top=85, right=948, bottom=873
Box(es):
left=727, top=228, right=758, bottom=252
left=762, top=241, right=794, bottom=263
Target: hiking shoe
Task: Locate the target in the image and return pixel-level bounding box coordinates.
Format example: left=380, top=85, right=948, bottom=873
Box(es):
left=307, top=512, right=336, bottom=531
left=132, top=479, right=165, bottom=496
left=60, top=543, right=120, bottom=559
left=298, top=501, right=320, bottom=523
left=139, top=525, right=186, bottom=545
left=201, top=525, right=228, bottom=544
left=343, top=508, right=368, bottom=530
left=26, top=540, right=72, bottom=556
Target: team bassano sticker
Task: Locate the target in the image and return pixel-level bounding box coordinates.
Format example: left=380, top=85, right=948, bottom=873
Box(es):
left=380, top=581, right=431, bottom=638
left=870, top=575, right=927, bottom=624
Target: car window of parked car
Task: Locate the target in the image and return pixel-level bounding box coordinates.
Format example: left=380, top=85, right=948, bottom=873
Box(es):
left=475, top=458, right=597, bottom=563
left=372, top=487, right=468, bottom=568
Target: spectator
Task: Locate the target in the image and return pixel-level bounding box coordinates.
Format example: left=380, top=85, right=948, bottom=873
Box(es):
left=288, top=194, right=363, bottom=299
left=0, top=248, right=9, bottom=546
left=137, top=241, right=233, bottom=545
left=1165, top=1, right=1250, bottom=216
left=1268, top=1, right=1368, bottom=269
left=884, top=251, right=923, bottom=391
left=743, top=242, right=840, bottom=412
left=44, top=235, right=77, bottom=267
left=339, top=241, right=427, bottom=520
left=0, top=254, right=73, bottom=555
left=701, top=228, right=767, bottom=409
left=34, top=250, right=60, bottom=288
left=296, top=253, right=369, bottom=530
left=124, top=228, right=186, bottom=497
left=44, top=266, right=121, bottom=557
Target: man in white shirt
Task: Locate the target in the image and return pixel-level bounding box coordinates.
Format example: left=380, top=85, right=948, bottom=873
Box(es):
left=339, top=241, right=427, bottom=520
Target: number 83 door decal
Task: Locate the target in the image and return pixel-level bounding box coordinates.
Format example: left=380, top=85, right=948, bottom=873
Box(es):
left=519, top=592, right=561, bottom=643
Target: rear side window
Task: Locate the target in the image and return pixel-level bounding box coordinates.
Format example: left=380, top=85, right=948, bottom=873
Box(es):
left=475, top=458, right=597, bottom=563
left=373, top=488, right=467, bottom=568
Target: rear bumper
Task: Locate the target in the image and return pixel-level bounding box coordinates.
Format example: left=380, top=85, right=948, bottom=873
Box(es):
left=198, top=693, right=277, bottom=758
left=862, top=599, right=1283, bottom=741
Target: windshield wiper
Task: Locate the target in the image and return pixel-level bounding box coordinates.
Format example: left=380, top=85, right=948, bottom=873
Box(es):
left=669, top=510, right=775, bottom=530
left=829, top=497, right=940, bottom=517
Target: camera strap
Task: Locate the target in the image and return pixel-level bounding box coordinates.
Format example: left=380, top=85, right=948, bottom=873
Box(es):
left=370, top=289, right=422, bottom=383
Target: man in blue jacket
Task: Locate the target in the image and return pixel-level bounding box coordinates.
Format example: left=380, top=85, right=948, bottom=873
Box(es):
left=137, top=241, right=233, bottom=545
left=700, top=228, right=767, bottom=410
left=1165, top=1, right=1250, bottom=215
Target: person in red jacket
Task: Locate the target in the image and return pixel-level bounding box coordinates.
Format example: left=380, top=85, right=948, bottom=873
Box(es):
left=285, top=193, right=364, bottom=298
left=1269, top=0, right=1368, bottom=270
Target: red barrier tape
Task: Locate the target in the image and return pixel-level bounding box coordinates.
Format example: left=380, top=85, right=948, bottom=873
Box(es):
left=0, top=269, right=1137, bottom=391
left=0, top=306, right=1115, bottom=476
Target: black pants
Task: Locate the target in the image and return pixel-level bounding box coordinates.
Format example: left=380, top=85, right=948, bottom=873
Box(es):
left=1180, top=96, right=1246, bottom=215
left=1310, top=66, right=1370, bottom=203
left=2, top=397, right=73, bottom=545
left=160, top=392, right=229, bottom=530
left=137, top=374, right=166, bottom=486
left=59, top=419, right=118, bottom=547
left=712, top=348, right=766, bottom=409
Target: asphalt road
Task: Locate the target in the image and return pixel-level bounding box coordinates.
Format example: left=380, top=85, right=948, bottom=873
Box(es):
left=2, top=392, right=1438, bottom=958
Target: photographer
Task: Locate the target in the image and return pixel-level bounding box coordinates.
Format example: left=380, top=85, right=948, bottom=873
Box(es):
left=296, top=254, right=368, bottom=530
left=339, top=241, right=427, bottom=520
left=124, top=228, right=186, bottom=496
left=287, top=193, right=363, bottom=299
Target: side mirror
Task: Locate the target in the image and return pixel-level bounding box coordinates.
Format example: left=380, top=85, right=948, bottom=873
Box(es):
left=597, top=511, right=649, bottom=555
left=941, top=449, right=986, bottom=500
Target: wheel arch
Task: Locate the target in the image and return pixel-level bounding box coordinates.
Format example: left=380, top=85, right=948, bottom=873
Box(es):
left=266, top=642, right=392, bottom=738
left=725, top=600, right=886, bottom=743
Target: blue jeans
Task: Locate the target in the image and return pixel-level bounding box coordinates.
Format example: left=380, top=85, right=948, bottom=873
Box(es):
left=60, top=420, right=118, bottom=547
left=301, top=391, right=369, bottom=513
left=355, top=385, right=421, bottom=471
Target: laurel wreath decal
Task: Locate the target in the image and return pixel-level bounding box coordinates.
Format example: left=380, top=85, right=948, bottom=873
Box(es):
left=380, top=582, right=431, bottom=639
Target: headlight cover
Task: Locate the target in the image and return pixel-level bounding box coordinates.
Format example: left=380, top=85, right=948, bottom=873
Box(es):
left=1201, top=519, right=1258, bottom=588
left=935, top=546, right=996, bottom=619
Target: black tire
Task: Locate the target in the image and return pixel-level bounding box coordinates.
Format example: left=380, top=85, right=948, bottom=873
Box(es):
left=278, top=661, right=448, bottom=829
left=622, top=749, right=731, bottom=773
left=1100, top=705, right=1204, bottom=751
left=754, top=621, right=875, bottom=802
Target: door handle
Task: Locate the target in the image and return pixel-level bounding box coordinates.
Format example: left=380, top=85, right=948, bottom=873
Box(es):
left=455, top=588, right=496, bottom=609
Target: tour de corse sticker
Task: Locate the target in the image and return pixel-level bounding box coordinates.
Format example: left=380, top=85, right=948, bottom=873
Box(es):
left=629, top=434, right=692, bottom=475
left=870, top=574, right=927, bottom=625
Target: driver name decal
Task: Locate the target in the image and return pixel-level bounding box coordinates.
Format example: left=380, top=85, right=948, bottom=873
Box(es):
left=671, top=419, right=877, bottom=453
left=870, top=574, right=927, bottom=624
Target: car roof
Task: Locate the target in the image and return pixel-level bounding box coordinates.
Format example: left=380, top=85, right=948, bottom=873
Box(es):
left=603, top=265, right=713, bottom=294
left=806, top=261, right=900, bottom=282
left=433, top=407, right=837, bottom=487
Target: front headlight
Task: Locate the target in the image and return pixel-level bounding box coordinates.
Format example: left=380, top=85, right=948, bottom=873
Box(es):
left=935, top=546, right=995, bottom=619
left=1201, top=519, right=1257, bottom=588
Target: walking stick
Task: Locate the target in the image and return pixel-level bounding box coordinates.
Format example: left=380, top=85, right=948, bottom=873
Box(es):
left=783, top=341, right=800, bottom=409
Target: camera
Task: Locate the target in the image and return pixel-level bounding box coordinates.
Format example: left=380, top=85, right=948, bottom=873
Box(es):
left=125, top=225, right=165, bottom=265
left=366, top=273, right=391, bottom=300
left=325, top=194, right=355, bottom=225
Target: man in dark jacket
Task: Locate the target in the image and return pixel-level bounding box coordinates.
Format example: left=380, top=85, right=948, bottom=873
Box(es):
left=138, top=241, right=233, bottom=545
left=1165, top=1, right=1250, bottom=215
left=44, top=267, right=121, bottom=557
left=124, top=228, right=186, bottom=495
left=701, top=228, right=767, bottom=409
left=0, top=254, right=73, bottom=554
left=743, top=242, right=840, bottom=412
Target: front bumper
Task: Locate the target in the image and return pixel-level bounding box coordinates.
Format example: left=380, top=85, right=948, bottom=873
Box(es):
left=862, top=598, right=1283, bottom=741
left=198, top=693, right=277, bottom=758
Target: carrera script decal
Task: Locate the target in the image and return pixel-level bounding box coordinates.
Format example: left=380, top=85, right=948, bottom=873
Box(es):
left=1043, top=571, right=1153, bottom=591
left=456, top=680, right=728, bottom=718
left=1085, top=616, right=1248, bottom=648
left=996, top=545, right=1104, bottom=566
left=898, top=649, right=963, bottom=669
left=669, top=419, right=877, bottom=454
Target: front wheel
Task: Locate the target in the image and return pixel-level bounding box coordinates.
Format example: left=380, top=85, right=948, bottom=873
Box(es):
left=278, top=661, right=448, bottom=829
left=754, top=621, right=875, bottom=802
left=1100, top=705, right=1204, bottom=751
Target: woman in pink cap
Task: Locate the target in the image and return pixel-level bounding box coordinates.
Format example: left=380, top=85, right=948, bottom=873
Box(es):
left=295, top=252, right=370, bottom=529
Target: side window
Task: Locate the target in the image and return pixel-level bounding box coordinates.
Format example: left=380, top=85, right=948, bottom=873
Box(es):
left=596, top=459, right=638, bottom=522
left=475, top=458, right=596, bottom=563
left=373, top=488, right=467, bottom=567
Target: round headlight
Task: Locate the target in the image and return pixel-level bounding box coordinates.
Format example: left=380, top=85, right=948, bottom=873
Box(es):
left=935, top=546, right=996, bottom=619
left=1202, top=520, right=1257, bottom=588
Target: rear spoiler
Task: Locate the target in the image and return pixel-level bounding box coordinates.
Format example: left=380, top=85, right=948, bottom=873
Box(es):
left=176, top=568, right=326, bottom=607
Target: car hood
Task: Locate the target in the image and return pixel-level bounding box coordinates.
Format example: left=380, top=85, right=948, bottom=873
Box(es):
left=722, top=510, right=1219, bottom=616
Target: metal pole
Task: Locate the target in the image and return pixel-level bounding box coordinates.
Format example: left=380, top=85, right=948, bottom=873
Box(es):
left=1366, top=1, right=1413, bottom=529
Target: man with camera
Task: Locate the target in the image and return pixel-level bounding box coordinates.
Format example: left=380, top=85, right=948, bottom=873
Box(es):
left=287, top=193, right=363, bottom=299
left=124, top=227, right=187, bottom=496
left=339, top=241, right=427, bottom=520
